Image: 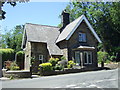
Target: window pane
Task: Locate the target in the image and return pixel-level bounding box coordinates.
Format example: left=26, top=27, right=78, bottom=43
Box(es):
left=84, top=52, right=87, bottom=63
left=75, top=52, right=80, bottom=65
left=79, top=33, right=86, bottom=42
left=88, top=52, right=92, bottom=64
left=83, top=33, right=86, bottom=42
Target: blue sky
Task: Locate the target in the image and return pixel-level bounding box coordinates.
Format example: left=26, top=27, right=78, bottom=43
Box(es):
left=1, top=2, right=69, bottom=32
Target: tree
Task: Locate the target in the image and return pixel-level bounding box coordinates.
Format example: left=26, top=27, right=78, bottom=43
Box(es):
left=1, top=25, right=24, bottom=52
left=63, top=1, right=120, bottom=61
left=0, top=0, right=29, bottom=20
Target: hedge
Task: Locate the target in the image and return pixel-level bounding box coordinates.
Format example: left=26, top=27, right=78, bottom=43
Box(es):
left=16, top=51, right=25, bottom=69
left=0, top=48, right=15, bottom=67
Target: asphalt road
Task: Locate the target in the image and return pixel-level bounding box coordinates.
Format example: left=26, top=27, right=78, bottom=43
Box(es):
left=2, top=69, right=119, bottom=88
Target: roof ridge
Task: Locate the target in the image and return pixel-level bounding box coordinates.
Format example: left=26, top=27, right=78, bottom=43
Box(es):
left=26, top=23, right=59, bottom=28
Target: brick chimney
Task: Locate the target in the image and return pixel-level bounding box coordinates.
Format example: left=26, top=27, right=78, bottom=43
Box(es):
left=59, top=10, right=70, bottom=33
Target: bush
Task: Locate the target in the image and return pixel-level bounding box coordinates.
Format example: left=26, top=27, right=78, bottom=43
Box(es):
left=0, top=48, right=15, bottom=67
left=49, top=58, right=59, bottom=66
left=58, top=60, right=68, bottom=68
left=97, top=51, right=108, bottom=64
left=10, top=61, right=20, bottom=70
left=67, top=60, right=75, bottom=69
left=39, top=63, right=53, bottom=71
left=60, top=56, right=66, bottom=60
left=54, top=64, right=63, bottom=70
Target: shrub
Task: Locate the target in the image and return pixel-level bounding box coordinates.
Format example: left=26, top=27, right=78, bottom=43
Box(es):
left=58, top=60, right=68, bottom=68
left=39, top=63, right=53, bottom=71
left=67, top=60, right=75, bottom=69
left=10, top=61, right=20, bottom=70
left=4, top=60, right=12, bottom=70
left=49, top=58, right=59, bottom=66
left=54, top=64, right=63, bottom=70
left=0, top=48, right=15, bottom=67
left=97, top=51, right=108, bottom=64
left=60, top=56, right=66, bottom=60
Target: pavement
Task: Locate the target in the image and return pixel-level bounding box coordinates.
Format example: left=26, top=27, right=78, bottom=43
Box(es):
left=0, top=77, right=10, bottom=81
left=2, top=68, right=118, bottom=88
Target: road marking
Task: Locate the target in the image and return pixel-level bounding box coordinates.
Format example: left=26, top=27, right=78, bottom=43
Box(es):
left=66, top=84, right=76, bottom=88
left=87, top=84, right=97, bottom=88
left=74, top=86, right=81, bottom=88
left=96, top=78, right=116, bottom=83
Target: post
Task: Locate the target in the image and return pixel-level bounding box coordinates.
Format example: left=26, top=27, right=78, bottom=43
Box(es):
left=101, top=61, right=104, bottom=67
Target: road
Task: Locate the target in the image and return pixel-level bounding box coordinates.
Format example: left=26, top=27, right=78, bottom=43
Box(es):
left=2, top=69, right=119, bottom=88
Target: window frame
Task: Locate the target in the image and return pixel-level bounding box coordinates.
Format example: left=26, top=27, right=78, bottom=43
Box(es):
left=39, top=55, right=43, bottom=62
left=84, top=51, right=92, bottom=64
left=79, top=32, right=87, bottom=42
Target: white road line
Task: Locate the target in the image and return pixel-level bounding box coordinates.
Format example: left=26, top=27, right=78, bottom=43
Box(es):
left=96, top=78, right=116, bottom=83
left=66, top=84, right=76, bottom=88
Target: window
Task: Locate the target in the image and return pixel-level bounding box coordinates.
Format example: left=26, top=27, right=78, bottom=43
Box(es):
left=79, top=33, right=86, bottom=42
left=39, top=55, right=43, bottom=60
left=39, top=55, right=43, bottom=63
left=75, top=51, right=81, bottom=65
left=84, top=52, right=92, bottom=64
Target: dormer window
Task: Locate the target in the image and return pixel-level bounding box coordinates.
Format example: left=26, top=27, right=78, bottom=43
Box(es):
left=79, top=32, right=86, bottom=42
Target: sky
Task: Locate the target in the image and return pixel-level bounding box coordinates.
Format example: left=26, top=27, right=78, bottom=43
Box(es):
left=1, top=2, right=69, bottom=33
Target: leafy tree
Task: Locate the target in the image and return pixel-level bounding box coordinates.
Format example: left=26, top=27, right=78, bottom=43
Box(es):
left=63, top=1, right=120, bottom=61
left=1, top=25, right=24, bottom=52
left=0, top=0, right=29, bottom=20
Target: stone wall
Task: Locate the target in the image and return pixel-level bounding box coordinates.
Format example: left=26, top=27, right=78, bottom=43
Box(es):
left=57, top=40, right=68, bottom=60
left=24, top=42, right=31, bottom=70
left=3, top=70, right=31, bottom=78
left=31, top=42, right=49, bottom=73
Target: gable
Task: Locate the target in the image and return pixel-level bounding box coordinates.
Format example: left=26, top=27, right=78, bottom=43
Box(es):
left=21, top=23, right=63, bottom=55
left=68, top=21, right=98, bottom=48
left=56, top=15, right=102, bottom=43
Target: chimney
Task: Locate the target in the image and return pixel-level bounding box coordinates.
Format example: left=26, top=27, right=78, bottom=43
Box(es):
left=59, top=10, right=70, bottom=33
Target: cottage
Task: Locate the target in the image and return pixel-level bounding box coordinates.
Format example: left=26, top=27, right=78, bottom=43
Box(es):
left=22, top=11, right=101, bottom=72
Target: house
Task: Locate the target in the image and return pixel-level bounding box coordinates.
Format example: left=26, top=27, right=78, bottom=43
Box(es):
left=22, top=11, right=102, bottom=72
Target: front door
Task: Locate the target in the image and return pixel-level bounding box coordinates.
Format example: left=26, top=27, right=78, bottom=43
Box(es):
left=75, top=51, right=81, bottom=66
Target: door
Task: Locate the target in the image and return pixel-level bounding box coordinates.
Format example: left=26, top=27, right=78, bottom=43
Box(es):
left=75, top=51, right=81, bottom=66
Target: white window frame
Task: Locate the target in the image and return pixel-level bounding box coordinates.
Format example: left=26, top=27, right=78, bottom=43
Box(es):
left=79, top=32, right=86, bottom=42
left=84, top=51, right=92, bottom=64
left=39, top=55, right=43, bottom=62
left=75, top=51, right=81, bottom=65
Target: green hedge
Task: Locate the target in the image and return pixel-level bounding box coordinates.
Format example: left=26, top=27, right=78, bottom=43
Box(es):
left=16, top=51, right=25, bottom=69
left=0, top=48, right=15, bottom=67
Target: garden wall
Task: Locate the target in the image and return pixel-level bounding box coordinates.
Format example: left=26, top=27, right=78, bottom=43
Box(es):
left=2, top=69, right=31, bottom=78
left=40, top=67, right=109, bottom=76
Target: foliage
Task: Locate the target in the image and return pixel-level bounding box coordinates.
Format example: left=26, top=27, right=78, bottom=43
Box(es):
left=64, top=2, right=120, bottom=61
left=49, top=58, right=59, bottom=66
left=31, top=57, right=35, bottom=65
left=0, top=48, right=14, bottom=67
left=16, top=51, right=25, bottom=69
left=58, top=60, right=68, bottom=68
left=0, top=0, right=29, bottom=20
left=39, top=63, right=53, bottom=71
left=4, top=60, right=12, bottom=70
left=97, top=51, right=108, bottom=64
left=67, top=60, right=75, bottom=69
left=10, top=75, right=14, bottom=80
left=60, top=56, right=66, bottom=60
left=54, top=64, right=63, bottom=71
left=1, top=25, right=24, bottom=52
left=10, top=61, right=20, bottom=70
